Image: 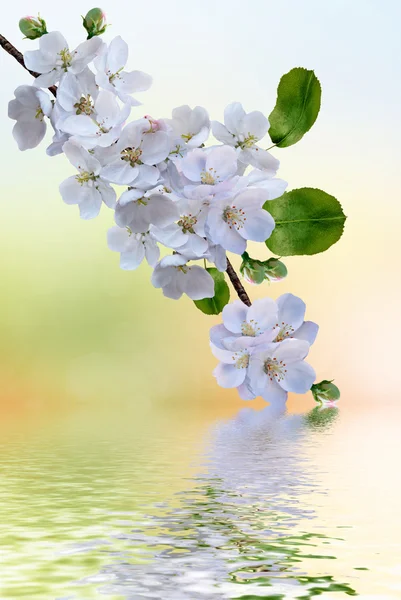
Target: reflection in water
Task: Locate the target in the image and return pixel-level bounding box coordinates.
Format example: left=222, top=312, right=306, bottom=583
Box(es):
left=0, top=403, right=366, bottom=599
left=65, top=404, right=354, bottom=599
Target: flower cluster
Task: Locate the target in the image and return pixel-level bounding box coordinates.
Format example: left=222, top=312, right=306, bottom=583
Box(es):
left=6, top=17, right=336, bottom=404
left=210, top=293, right=318, bottom=402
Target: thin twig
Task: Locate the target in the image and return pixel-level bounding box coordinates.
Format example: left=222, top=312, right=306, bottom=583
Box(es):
left=0, top=34, right=57, bottom=97
left=226, top=258, right=251, bottom=306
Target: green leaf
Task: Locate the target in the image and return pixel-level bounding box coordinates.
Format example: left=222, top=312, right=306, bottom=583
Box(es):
left=193, top=268, right=230, bottom=315
left=268, top=67, right=321, bottom=148
left=264, top=188, right=346, bottom=256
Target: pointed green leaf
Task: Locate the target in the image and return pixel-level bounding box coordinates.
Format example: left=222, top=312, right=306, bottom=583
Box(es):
left=264, top=188, right=346, bottom=256
left=269, top=67, right=321, bottom=148
left=194, top=268, right=230, bottom=315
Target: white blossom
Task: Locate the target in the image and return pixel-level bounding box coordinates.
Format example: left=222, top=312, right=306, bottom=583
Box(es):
left=8, top=85, right=52, bottom=150
left=212, top=102, right=279, bottom=173
left=24, top=31, right=102, bottom=88
left=207, top=188, right=275, bottom=254
left=94, top=36, right=152, bottom=106
left=59, top=89, right=130, bottom=149
left=107, top=225, right=159, bottom=270
left=100, top=119, right=170, bottom=185
left=151, top=197, right=208, bottom=256
left=273, top=293, right=319, bottom=345
left=166, top=105, right=210, bottom=152
left=151, top=254, right=214, bottom=300
left=115, top=189, right=179, bottom=231
left=59, top=140, right=116, bottom=219
left=248, top=339, right=316, bottom=403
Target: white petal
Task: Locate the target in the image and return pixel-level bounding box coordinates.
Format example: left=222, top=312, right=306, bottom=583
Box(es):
left=34, top=71, right=60, bottom=88
left=101, top=160, right=138, bottom=185
left=243, top=147, right=280, bottom=174
left=222, top=301, right=248, bottom=334
left=24, top=50, right=55, bottom=74
left=140, top=131, right=170, bottom=164
left=240, top=209, right=275, bottom=242
left=277, top=293, right=306, bottom=331
left=274, top=338, right=310, bottom=364
left=120, top=245, right=145, bottom=270
left=206, top=145, right=237, bottom=180
left=224, top=102, right=246, bottom=135
left=60, top=114, right=99, bottom=136
left=209, top=324, right=233, bottom=349
left=107, top=226, right=129, bottom=252
left=144, top=238, right=160, bottom=266
left=247, top=298, right=277, bottom=331
left=211, top=120, right=235, bottom=145
left=107, top=36, right=128, bottom=73
left=295, top=321, right=319, bottom=345
left=12, top=119, right=46, bottom=151
left=213, top=363, right=246, bottom=388
left=148, top=195, right=179, bottom=228
left=210, top=343, right=236, bottom=364
left=237, top=379, right=257, bottom=400
left=71, top=37, right=103, bottom=74
left=241, top=110, right=269, bottom=141
left=117, top=70, right=152, bottom=93
left=98, top=181, right=116, bottom=208
left=40, top=31, right=69, bottom=56
left=181, top=148, right=205, bottom=182
left=59, top=176, right=82, bottom=205
left=79, top=186, right=102, bottom=219
left=260, top=377, right=288, bottom=403
left=183, top=266, right=214, bottom=300
left=280, top=361, right=316, bottom=394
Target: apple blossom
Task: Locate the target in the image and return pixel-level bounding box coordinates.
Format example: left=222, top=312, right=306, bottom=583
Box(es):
left=59, top=89, right=130, bottom=149
left=207, top=188, right=276, bottom=254
left=114, top=189, right=179, bottom=232
left=212, top=102, right=279, bottom=173
left=59, top=140, right=116, bottom=219
left=151, top=254, right=214, bottom=300
left=8, top=85, right=52, bottom=150
left=248, top=339, right=316, bottom=403
left=100, top=118, right=170, bottom=185
left=166, top=105, right=210, bottom=150
left=94, top=36, right=152, bottom=106
left=24, top=31, right=103, bottom=88
left=107, top=225, right=159, bottom=270
left=273, top=293, right=319, bottom=345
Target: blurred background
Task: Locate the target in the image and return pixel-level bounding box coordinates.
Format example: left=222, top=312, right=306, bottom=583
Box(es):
left=0, top=1, right=401, bottom=598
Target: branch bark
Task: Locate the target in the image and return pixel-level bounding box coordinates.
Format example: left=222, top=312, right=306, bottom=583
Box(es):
left=0, top=34, right=57, bottom=97
left=226, top=258, right=252, bottom=306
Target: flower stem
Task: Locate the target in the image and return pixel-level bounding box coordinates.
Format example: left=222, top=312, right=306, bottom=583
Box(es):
left=0, top=34, right=57, bottom=97
left=226, top=257, right=251, bottom=307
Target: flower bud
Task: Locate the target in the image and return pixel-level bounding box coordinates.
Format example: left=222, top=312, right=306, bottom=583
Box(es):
left=82, top=8, right=107, bottom=39
left=264, top=257, right=288, bottom=282
left=311, top=380, right=340, bottom=404
left=19, top=15, right=48, bottom=40
left=240, top=252, right=287, bottom=285
left=239, top=252, right=266, bottom=285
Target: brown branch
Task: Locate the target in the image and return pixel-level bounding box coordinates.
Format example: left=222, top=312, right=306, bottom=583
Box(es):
left=226, top=257, right=251, bottom=306
left=0, top=34, right=57, bottom=97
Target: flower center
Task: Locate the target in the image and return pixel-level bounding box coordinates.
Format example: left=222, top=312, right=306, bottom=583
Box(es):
left=35, top=106, right=44, bottom=121
left=236, top=133, right=258, bottom=149
left=177, top=265, right=190, bottom=274
left=181, top=132, right=193, bottom=142
left=241, top=319, right=260, bottom=337
left=74, top=95, right=95, bottom=116
left=222, top=205, right=246, bottom=230
left=177, top=213, right=197, bottom=234
left=273, top=322, right=295, bottom=343
left=200, top=168, right=218, bottom=185
left=121, top=147, right=143, bottom=167
left=232, top=350, right=249, bottom=369
left=75, top=171, right=96, bottom=185
left=107, top=67, right=123, bottom=83
left=264, top=357, right=287, bottom=382
left=58, top=48, right=73, bottom=70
